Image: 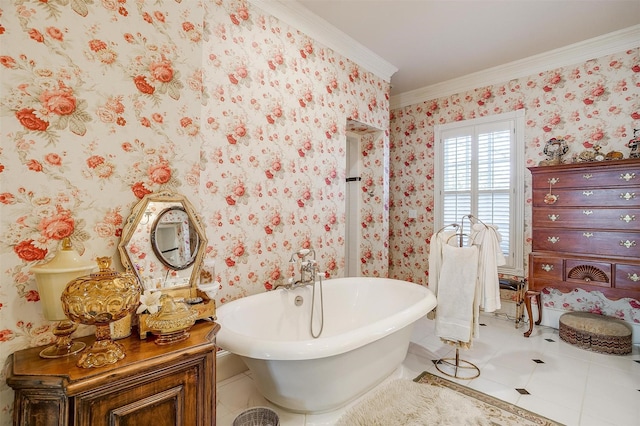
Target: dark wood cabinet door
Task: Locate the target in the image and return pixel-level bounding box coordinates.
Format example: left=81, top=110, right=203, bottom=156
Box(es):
left=6, top=322, right=219, bottom=426
left=74, top=354, right=212, bottom=426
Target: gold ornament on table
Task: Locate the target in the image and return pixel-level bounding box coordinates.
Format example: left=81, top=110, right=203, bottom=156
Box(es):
left=30, top=238, right=96, bottom=359
left=61, top=256, right=141, bottom=368
left=145, top=294, right=198, bottom=345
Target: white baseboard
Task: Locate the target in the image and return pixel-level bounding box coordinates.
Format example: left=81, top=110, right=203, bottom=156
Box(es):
left=217, top=350, right=248, bottom=382
left=539, top=306, right=640, bottom=345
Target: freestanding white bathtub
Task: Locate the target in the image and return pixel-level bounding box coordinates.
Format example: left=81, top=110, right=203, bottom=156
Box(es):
left=216, top=277, right=437, bottom=413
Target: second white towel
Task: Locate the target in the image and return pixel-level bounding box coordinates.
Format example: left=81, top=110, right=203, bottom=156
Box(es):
left=435, top=244, right=479, bottom=344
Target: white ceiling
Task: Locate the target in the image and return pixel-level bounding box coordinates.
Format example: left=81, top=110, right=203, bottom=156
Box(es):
left=295, top=0, right=640, bottom=96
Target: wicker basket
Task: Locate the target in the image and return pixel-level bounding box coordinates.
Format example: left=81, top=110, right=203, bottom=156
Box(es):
left=559, top=312, right=632, bottom=355
left=232, top=407, right=280, bottom=426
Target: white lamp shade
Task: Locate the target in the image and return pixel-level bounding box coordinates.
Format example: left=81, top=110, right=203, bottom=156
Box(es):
left=31, top=239, right=95, bottom=321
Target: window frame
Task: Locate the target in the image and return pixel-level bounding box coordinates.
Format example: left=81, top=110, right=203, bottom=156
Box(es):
left=433, top=109, right=525, bottom=276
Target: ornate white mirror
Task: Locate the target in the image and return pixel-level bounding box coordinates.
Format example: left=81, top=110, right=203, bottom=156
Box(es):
left=118, top=191, right=207, bottom=292
left=118, top=191, right=214, bottom=338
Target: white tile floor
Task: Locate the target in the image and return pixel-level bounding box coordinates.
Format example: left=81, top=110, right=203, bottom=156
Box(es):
left=216, top=313, right=640, bottom=426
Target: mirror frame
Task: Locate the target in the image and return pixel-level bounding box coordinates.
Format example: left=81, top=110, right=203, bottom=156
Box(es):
left=118, top=191, right=208, bottom=300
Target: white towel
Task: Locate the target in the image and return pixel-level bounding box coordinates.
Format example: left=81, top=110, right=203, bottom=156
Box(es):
left=428, top=230, right=457, bottom=297
left=435, top=244, right=479, bottom=344
left=469, top=224, right=506, bottom=313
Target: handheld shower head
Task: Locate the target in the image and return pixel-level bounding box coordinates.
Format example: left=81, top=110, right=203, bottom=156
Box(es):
left=289, top=248, right=312, bottom=263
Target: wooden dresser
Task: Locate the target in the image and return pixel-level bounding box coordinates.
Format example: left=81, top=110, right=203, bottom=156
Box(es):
left=5, top=321, right=219, bottom=426
left=527, top=159, right=640, bottom=334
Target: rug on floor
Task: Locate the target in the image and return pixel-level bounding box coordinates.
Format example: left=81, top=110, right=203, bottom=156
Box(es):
left=336, top=372, right=563, bottom=426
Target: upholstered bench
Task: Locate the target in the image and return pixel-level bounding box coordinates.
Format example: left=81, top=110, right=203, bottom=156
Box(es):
left=559, top=311, right=632, bottom=355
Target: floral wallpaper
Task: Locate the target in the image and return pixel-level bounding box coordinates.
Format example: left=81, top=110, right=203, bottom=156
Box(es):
left=0, top=0, right=637, bottom=419
left=0, top=0, right=390, bottom=417
left=388, top=47, right=640, bottom=327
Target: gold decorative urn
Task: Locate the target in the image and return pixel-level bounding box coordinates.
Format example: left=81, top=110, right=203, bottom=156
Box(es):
left=146, top=294, right=198, bottom=345
left=61, top=257, right=141, bottom=368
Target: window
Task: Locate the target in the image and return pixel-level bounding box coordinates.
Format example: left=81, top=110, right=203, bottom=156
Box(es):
left=434, top=110, right=524, bottom=276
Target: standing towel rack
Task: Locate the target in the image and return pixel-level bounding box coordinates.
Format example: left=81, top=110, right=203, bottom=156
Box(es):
left=437, top=214, right=488, bottom=247
left=435, top=346, right=480, bottom=380
left=434, top=214, right=486, bottom=380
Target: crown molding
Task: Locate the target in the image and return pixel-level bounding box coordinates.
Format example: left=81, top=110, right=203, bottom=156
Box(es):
left=391, top=24, right=640, bottom=110
left=248, top=0, right=398, bottom=81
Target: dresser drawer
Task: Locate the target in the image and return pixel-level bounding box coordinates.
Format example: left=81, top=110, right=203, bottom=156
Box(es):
left=531, top=165, right=640, bottom=189
left=532, top=229, right=640, bottom=257
left=614, top=263, right=640, bottom=291
left=532, top=188, right=640, bottom=207
left=529, top=255, right=563, bottom=280
left=532, top=207, right=640, bottom=230
left=565, top=259, right=612, bottom=288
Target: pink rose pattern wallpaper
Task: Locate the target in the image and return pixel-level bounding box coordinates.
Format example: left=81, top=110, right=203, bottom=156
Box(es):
left=388, top=47, right=640, bottom=326
left=0, top=0, right=390, bottom=414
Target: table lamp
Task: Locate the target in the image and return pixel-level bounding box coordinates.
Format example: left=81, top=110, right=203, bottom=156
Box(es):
left=30, top=238, right=96, bottom=358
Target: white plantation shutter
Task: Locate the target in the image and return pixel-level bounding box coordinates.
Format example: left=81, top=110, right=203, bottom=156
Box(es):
left=434, top=110, right=524, bottom=275
left=442, top=133, right=472, bottom=229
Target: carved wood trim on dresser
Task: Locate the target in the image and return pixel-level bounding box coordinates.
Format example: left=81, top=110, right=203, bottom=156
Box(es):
left=5, top=321, right=220, bottom=426
left=527, top=158, right=640, bottom=308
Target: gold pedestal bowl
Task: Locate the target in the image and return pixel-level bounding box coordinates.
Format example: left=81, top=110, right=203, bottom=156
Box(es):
left=61, top=257, right=141, bottom=368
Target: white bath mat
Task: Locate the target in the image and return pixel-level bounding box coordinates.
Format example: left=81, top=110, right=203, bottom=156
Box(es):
left=336, top=378, right=489, bottom=426
left=337, top=374, right=563, bottom=426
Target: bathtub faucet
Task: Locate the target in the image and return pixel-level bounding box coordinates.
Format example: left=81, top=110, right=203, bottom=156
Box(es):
left=288, top=248, right=317, bottom=288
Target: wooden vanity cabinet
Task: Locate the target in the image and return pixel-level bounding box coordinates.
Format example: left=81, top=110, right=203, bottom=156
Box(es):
left=528, top=159, right=640, bottom=301
left=5, top=321, right=219, bottom=426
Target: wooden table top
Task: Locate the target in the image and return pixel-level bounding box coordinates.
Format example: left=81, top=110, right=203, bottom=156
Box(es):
left=6, top=320, right=220, bottom=393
